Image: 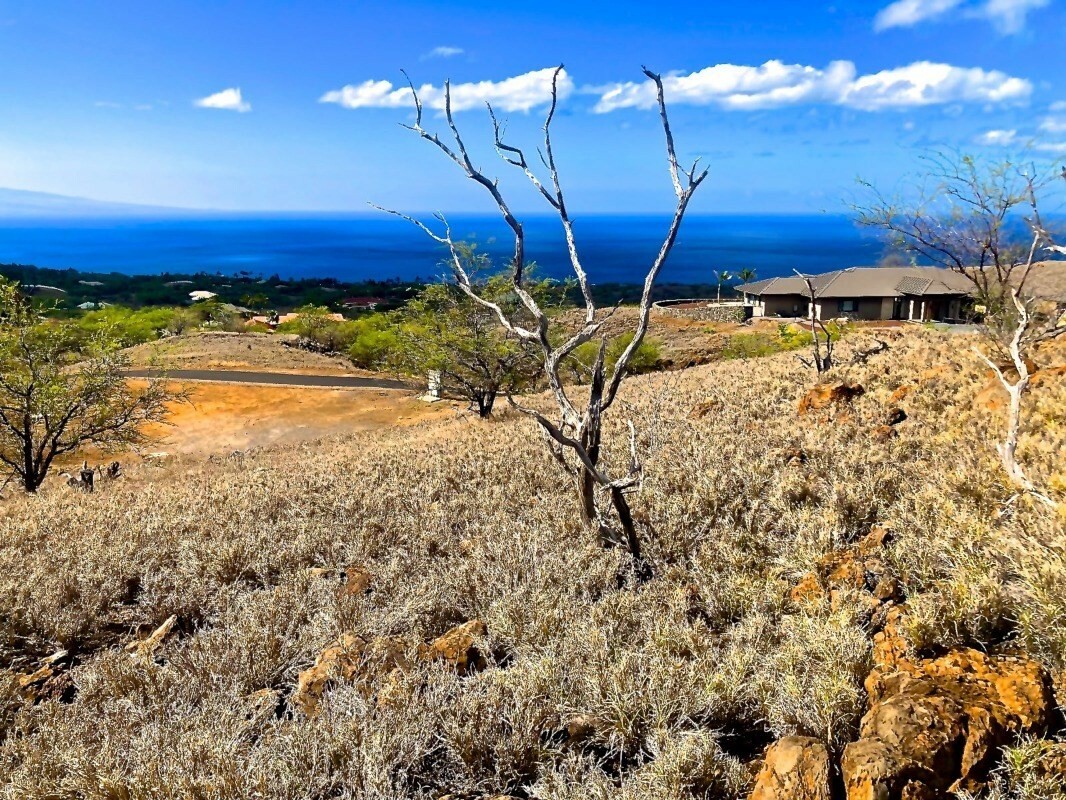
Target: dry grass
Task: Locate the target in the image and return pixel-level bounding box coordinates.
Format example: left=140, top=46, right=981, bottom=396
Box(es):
left=125, top=331, right=364, bottom=375
left=0, top=330, right=1064, bottom=798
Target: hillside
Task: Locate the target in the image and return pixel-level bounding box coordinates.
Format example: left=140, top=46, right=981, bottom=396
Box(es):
left=1, top=331, right=1064, bottom=798
left=124, top=331, right=364, bottom=375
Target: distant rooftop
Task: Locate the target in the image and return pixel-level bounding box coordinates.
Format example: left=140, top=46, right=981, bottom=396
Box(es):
left=738, top=266, right=974, bottom=299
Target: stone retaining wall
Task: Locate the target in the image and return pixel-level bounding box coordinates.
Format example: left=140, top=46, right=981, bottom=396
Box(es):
left=652, top=299, right=749, bottom=323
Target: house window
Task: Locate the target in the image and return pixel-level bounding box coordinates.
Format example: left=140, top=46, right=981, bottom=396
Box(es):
left=839, top=299, right=857, bottom=313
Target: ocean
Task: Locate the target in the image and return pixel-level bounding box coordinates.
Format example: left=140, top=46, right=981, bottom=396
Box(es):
left=0, top=213, right=885, bottom=285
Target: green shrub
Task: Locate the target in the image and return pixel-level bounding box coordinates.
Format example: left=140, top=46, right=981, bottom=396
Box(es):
left=74, top=306, right=178, bottom=347
left=565, top=332, right=662, bottom=381
left=346, top=314, right=400, bottom=368
left=720, top=322, right=845, bottom=361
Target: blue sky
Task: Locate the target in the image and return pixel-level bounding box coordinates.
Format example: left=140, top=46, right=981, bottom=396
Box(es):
left=0, top=0, right=1064, bottom=213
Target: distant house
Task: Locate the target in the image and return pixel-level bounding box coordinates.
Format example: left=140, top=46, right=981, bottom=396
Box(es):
left=165, top=280, right=194, bottom=287
left=23, top=284, right=68, bottom=298
left=342, top=296, right=386, bottom=310
left=78, top=280, right=104, bottom=287
left=738, top=266, right=975, bottom=322
left=76, top=301, right=112, bottom=310
left=189, top=290, right=218, bottom=302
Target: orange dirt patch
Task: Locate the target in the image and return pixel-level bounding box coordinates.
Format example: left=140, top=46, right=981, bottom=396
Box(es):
left=137, top=380, right=449, bottom=455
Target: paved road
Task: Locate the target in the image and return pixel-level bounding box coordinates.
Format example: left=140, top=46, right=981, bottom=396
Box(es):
left=125, top=369, right=415, bottom=390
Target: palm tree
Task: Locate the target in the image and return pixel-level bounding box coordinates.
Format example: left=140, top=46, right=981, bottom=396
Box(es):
left=713, top=269, right=734, bottom=303
left=738, top=267, right=757, bottom=283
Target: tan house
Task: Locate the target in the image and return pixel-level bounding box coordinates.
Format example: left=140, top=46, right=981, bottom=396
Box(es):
left=738, top=266, right=975, bottom=322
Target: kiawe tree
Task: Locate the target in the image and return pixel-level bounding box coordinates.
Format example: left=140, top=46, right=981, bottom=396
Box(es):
left=378, top=65, right=707, bottom=571
left=392, top=245, right=562, bottom=417
left=858, top=153, right=1066, bottom=505
left=0, top=281, right=181, bottom=492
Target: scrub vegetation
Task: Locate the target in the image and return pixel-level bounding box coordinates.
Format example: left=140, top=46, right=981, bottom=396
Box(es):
left=1, top=330, right=1064, bottom=798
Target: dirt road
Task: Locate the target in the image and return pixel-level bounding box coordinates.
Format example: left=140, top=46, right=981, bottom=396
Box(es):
left=125, top=369, right=414, bottom=390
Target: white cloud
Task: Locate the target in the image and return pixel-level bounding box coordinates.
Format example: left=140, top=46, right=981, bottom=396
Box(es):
left=874, top=0, right=1049, bottom=33
left=980, top=0, right=1050, bottom=33
left=840, top=62, right=1031, bottom=110
left=423, top=46, right=464, bottom=59
left=594, top=61, right=856, bottom=112
left=977, top=128, right=1017, bottom=145
left=592, top=60, right=1031, bottom=113
left=1034, top=140, right=1066, bottom=153
left=1039, top=114, right=1066, bottom=133
left=195, top=87, right=251, bottom=112
left=874, top=0, right=963, bottom=31
left=320, top=67, right=573, bottom=113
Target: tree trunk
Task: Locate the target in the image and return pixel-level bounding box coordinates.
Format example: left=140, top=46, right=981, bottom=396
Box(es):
left=578, top=422, right=601, bottom=530
left=609, top=486, right=641, bottom=563
left=1000, top=379, right=1032, bottom=491
left=475, top=390, right=497, bottom=418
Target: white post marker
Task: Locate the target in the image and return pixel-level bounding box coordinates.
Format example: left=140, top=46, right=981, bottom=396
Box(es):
left=422, top=370, right=442, bottom=402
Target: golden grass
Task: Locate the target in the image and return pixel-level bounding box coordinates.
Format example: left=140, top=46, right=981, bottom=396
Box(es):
left=0, top=330, right=1063, bottom=798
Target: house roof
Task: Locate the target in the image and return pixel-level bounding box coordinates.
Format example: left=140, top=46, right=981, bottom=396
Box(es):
left=738, top=267, right=974, bottom=299
left=1016, top=260, right=1066, bottom=303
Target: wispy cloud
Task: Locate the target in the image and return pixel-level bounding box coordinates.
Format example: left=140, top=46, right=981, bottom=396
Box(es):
left=1033, top=141, right=1066, bottom=153
left=874, top=0, right=964, bottom=30
left=320, top=67, right=573, bottom=113
left=195, top=87, right=251, bottom=112
left=1039, top=113, right=1066, bottom=134
left=421, top=45, right=464, bottom=60
left=976, top=128, right=1018, bottom=145
left=874, top=0, right=1050, bottom=34
left=592, top=60, right=1031, bottom=113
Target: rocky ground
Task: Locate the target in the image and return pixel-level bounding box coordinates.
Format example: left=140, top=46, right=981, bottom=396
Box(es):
left=1, top=329, right=1064, bottom=799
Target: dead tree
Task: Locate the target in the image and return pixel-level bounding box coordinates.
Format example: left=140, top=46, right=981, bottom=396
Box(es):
left=860, top=157, right=1065, bottom=505
left=379, top=66, right=707, bottom=569
left=794, top=270, right=835, bottom=374
left=971, top=186, right=1065, bottom=506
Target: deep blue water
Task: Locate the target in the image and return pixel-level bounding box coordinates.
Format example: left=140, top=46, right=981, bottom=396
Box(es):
left=0, top=214, right=884, bottom=285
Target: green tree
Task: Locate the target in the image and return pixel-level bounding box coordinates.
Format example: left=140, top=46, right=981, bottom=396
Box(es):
left=738, top=267, right=757, bottom=283
left=0, top=281, right=182, bottom=492
left=391, top=246, right=566, bottom=417
left=240, top=293, right=270, bottom=312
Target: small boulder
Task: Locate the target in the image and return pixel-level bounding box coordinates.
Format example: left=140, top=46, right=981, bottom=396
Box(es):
left=888, top=384, right=915, bottom=403
left=798, top=381, right=866, bottom=416
left=689, top=398, right=721, bottom=419
left=885, top=407, right=907, bottom=426
left=293, top=633, right=408, bottom=717
left=749, top=736, right=832, bottom=800
left=789, top=572, right=825, bottom=605
left=421, top=620, right=487, bottom=675
left=337, top=566, right=372, bottom=598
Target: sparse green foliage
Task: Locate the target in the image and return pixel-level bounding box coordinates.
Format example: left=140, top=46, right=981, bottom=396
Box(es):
left=0, top=281, right=182, bottom=492
left=346, top=313, right=401, bottom=369
left=565, top=331, right=662, bottom=382
left=72, top=305, right=178, bottom=347
left=389, top=244, right=567, bottom=416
